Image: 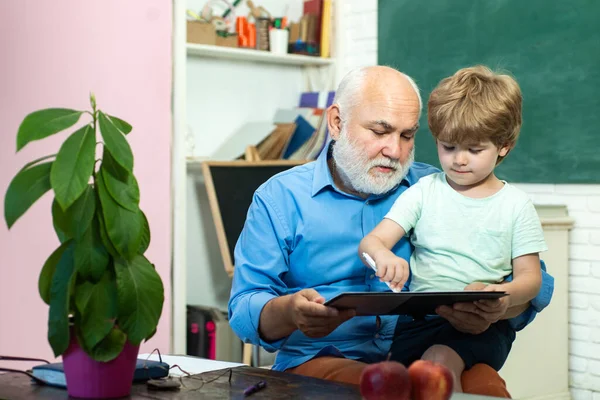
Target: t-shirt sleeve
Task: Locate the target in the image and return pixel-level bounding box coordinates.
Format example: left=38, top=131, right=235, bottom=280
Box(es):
left=512, top=200, right=548, bottom=259
left=384, top=181, right=424, bottom=233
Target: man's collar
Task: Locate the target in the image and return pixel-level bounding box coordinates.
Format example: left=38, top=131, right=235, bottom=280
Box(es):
left=311, top=141, right=413, bottom=197
left=311, top=140, right=335, bottom=197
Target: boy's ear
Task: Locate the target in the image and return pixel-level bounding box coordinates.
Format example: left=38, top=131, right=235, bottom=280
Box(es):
left=327, top=104, right=342, bottom=141
left=499, top=144, right=511, bottom=157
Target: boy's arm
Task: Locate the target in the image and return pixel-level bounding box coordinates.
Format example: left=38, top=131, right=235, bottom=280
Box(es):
left=359, top=219, right=407, bottom=260
left=359, top=220, right=409, bottom=289
left=475, top=253, right=542, bottom=318
left=359, top=181, right=424, bottom=288
left=361, top=179, right=424, bottom=260
left=499, top=253, right=542, bottom=306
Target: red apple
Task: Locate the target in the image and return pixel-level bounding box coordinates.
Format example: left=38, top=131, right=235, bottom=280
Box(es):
left=408, top=360, right=454, bottom=400
left=359, top=361, right=411, bottom=400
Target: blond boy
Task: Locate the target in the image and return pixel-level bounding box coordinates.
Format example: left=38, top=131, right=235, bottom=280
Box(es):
left=359, top=66, right=547, bottom=392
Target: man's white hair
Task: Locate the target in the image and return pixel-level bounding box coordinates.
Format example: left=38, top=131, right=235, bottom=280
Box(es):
left=332, top=66, right=423, bottom=121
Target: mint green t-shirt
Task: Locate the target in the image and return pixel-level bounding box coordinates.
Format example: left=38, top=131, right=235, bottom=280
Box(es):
left=385, top=172, right=548, bottom=292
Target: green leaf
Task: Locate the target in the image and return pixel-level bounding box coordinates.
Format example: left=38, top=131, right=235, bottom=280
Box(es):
left=96, top=210, right=119, bottom=258
left=52, top=198, right=71, bottom=242
left=65, top=185, right=96, bottom=239
left=89, top=327, right=127, bottom=362
left=96, top=170, right=143, bottom=259
left=48, top=242, right=76, bottom=357
left=4, top=162, right=53, bottom=229
left=101, top=148, right=128, bottom=182
left=138, top=211, right=150, bottom=254
left=75, top=272, right=117, bottom=350
left=20, top=154, right=57, bottom=172
left=17, top=108, right=84, bottom=151
left=75, top=281, right=95, bottom=314
left=39, top=240, right=72, bottom=305
left=101, top=152, right=140, bottom=212
left=74, top=217, right=109, bottom=281
left=115, top=255, right=164, bottom=345
left=51, top=125, right=96, bottom=210
left=107, top=115, right=132, bottom=135
left=98, top=112, right=133, bottom=172
left=146, top=327, right=157, bottom=341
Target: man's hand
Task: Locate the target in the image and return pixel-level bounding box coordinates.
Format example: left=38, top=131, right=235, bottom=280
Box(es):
left=435, top=305, right=491, bottom=335
left=289, top=289, right=356, bottom=338
left=435, top=282, right=491, bottom=334
left=373, top=251, right=409, bottom=291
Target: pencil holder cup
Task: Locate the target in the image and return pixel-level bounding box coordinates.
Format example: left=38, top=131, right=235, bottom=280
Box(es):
left=269, top=28, right=289, bottom=55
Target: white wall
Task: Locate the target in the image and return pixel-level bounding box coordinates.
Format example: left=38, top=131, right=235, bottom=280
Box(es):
left=339, top=0, right=600, bottom=398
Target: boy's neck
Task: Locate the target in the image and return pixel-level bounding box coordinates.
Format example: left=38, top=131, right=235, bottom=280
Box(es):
left=445, top=172, right=505, bottom=199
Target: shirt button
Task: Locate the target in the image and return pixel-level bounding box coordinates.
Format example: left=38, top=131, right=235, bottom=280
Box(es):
left=370, top=274, right=375, bottom=279
left=374, top=333, right=380, bottom=339
left=365, top=200, right=370, bottom=205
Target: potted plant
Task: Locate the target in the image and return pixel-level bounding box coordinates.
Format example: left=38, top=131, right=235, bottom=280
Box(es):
left=3, top=94, right=164, bottom=399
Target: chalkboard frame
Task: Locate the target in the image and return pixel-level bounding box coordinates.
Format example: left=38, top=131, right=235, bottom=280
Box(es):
left=201, top=160, right=307, bottom=276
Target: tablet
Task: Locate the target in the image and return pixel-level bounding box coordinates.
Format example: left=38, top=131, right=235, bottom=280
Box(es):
left=324, top=291, right=507, bottom=318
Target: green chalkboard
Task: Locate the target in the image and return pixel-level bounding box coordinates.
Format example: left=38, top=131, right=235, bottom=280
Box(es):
left=378, top=0, right=600, bottom=183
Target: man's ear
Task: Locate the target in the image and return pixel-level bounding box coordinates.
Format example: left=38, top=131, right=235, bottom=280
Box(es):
left=327, top=104, right=342, bottom=141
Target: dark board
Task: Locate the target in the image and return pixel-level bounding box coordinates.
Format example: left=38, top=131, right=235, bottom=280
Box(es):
left=378, top=0, right=600, bottom=183
left=202, top=162, right=304, bottom=274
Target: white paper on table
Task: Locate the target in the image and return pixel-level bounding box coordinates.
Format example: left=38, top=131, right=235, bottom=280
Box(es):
left=139, top=353, right=244, bottom=377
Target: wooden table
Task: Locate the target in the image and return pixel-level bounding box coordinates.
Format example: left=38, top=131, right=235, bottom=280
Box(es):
left=0, top=366, right=361, bottom=399
left=0, top=363, right=503, bottom=399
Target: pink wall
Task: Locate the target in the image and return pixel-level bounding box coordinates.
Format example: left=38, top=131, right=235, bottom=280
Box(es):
left=0, top=1, right=172, bottom=368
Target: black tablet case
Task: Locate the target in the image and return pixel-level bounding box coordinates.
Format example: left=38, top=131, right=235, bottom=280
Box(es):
left=324, top=291, right=507, bottom=318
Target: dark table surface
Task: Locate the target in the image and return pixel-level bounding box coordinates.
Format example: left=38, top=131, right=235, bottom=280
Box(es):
left=0, top=365, right=363, bottom=399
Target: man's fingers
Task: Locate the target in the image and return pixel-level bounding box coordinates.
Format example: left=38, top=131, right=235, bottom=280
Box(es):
left=436, top=305, right=490, bottom=334
left=435, top=305, right=452, bottom=316
left=300, top=288, right=324, bottom=302
left=338, top=308, right=356, bottom=321
left=301, top=301, right=340, bottom=317
left=452, top=301, right=479, bottom=313
left=476, top=299, right=500, bottom=310
left=474, top=308, right=501, bottom=323
left=299, top=311, right=356, bottom=337
left=313, top=296, right=326, bottom=305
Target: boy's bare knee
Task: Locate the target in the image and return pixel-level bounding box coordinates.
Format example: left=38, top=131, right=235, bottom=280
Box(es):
left=422, top=345, right=465, bottom=371
left=422, top=345, right=465, bottom=392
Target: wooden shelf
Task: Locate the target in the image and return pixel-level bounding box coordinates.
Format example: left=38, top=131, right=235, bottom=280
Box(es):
left=186, top=43, right=334, bottom=66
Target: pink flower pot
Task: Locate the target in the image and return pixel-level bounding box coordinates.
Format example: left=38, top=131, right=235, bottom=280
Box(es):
left=62, top=335, right=139, bottom=399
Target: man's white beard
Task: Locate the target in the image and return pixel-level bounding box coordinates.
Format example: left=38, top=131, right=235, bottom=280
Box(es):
left=332, top=127, right=415, bottom=195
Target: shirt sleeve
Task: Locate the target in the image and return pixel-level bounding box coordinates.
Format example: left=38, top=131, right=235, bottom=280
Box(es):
left=227, top=191, right=292, bottom=352
left=384, top=180, right=424, bottom=233
left=512, top=200, right=548, bottom=258
left=508, top=259, right=554, bottom=331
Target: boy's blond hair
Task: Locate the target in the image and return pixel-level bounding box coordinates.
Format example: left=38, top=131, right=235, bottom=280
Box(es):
left=428, top=65, right=522, bottom=163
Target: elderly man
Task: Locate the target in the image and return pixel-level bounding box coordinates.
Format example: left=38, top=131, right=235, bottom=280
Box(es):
left=228, top=66, right=553, bottom=398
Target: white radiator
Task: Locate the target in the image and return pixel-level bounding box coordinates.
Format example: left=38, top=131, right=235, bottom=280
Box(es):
left=500, top=205, right=574, bottom=400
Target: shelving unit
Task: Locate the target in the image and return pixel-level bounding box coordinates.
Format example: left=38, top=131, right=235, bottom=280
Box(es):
left=171, top=0, right=342, bottom=354
left=187, top=43, right=335, bottom=66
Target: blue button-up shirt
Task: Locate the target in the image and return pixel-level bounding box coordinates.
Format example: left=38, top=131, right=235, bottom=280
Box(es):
left=228, top=146, right=554, bottom=372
